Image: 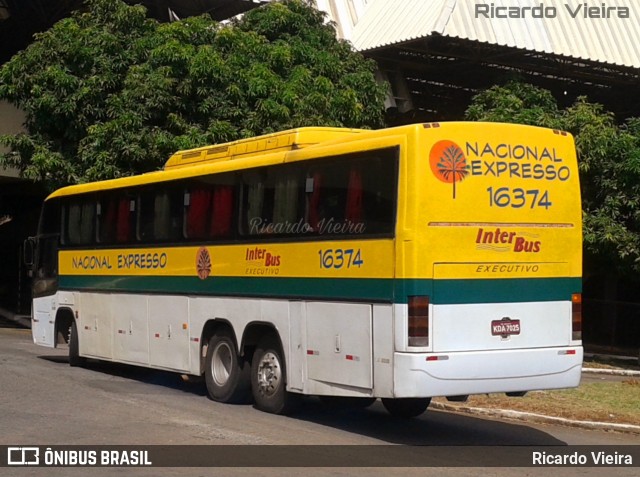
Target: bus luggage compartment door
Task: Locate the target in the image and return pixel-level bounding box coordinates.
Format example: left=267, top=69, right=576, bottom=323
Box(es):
left=305, top=302, right=373, bottom=390
left=431, top=263, right=572, bottom=352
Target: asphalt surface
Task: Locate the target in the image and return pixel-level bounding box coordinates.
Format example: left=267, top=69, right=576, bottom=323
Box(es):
left=0, top=314, right=637, bottom=435
left=1, top=321, right=639, bottom=476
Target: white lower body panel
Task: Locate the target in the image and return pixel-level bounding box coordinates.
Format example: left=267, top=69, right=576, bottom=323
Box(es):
left=393, top=346, right=583, bottom=397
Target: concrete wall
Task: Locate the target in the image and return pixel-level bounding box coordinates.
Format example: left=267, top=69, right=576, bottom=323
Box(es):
left=0, top=100, right=25, bottom=178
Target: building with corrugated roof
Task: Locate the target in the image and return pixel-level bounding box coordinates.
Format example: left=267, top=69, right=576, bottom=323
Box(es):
left=317, top=0, right=640, bottom=122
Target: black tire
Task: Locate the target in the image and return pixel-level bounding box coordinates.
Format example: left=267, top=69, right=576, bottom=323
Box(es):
left=204, top=330, right=251, bottom=404
left=319, top=396, right=376, bottom=410
left=68, top=321, right=85, bottom=367
left=381, top=397, right=431, bottom=418
left=251, top=333, right=300, bottom=415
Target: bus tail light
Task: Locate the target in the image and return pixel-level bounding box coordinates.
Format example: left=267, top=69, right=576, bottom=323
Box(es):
left=408, top=296, right=429, bottom=347
left=572, top=293, right=582, bottom=340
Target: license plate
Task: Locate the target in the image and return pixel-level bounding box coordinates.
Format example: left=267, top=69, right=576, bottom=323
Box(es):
left=491, top=318, right=521, bottom=337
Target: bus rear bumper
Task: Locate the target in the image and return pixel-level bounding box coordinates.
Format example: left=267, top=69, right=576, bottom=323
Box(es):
left=392, top=346, right=583, bottom=398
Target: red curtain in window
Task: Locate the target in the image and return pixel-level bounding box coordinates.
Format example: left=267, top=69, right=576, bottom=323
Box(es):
left=116, top=199, right=131, bottom=243
left=308, top=172, right=323, bottom=230
left=187, top=189, right=211, bottom=238
left=345, top=166, right=363, bottom=224
left=210, top=186, right=233, bottom=237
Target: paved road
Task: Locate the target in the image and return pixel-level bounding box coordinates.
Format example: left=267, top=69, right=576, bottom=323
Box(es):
left=0, top=322, right=638, bottom=477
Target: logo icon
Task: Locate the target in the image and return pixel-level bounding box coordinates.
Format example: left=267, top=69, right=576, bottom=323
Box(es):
left=429, top=140, right=469, bottom=198
left=8, top=447, right=40, bottom=466
left=196, top=247, right=211, bottom=280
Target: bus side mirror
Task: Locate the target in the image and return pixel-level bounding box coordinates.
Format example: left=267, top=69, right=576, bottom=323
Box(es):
left=23, top=237, right=35, bottom=276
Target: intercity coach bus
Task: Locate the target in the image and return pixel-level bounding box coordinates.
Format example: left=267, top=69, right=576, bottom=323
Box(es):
left=27, top=122, right=583, bottom=417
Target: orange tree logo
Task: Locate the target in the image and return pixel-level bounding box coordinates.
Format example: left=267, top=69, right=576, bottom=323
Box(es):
left=196, top=247, right=212, bottom=280
left=429, top=140, right=469, bottom=198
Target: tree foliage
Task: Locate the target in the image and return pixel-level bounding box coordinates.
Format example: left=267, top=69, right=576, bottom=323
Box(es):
left=0, top=0, right=386, bottom=189
left=466, top=81, right=640, bottom=275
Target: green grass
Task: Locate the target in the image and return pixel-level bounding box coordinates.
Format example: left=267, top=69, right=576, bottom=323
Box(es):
left=583, top=356, right=640, bottom=371
left=434, top=379, right=640, bottom=426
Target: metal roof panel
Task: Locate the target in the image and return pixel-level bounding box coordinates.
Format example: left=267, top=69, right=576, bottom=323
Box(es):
left=351, top=0, right=640, bottom=68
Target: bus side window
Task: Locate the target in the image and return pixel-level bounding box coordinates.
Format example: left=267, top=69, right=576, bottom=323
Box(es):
left=139, top=189, right=183, bottom=243
left=361, top=154, right=396, bottom=235
left=185, top=187, right=211, bottom=239
left=307, top=170, right=323, bottom=231
left=65, top=199, right=96, bottom=246
left=185, top=176, right=236, bottom=241
left=97, top=196, right=117, bottom=244
left=210, top=185, right=234, bottom=238
left=272, top=167, right=301, bottom=228
left=305, top=150, right=397, bottom=237
left=345, top=164, right=363, bottom=225
left=306, top=162, right=348, bottom=233
left=153, top=192, right=171, bottom=240
left=241, top=170, right=267, bottom=235
left=239, top=166, right=302, bottom=237
left=116, top=197, right=135, bottom=244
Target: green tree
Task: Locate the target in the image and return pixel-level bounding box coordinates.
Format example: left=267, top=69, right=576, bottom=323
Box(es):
left=466, top=81, right=640, bottom=276
left=0, top=0, right=386, bottom=189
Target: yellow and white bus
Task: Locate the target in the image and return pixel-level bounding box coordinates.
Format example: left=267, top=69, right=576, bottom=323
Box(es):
left=28, top=122, right=583, bottom=417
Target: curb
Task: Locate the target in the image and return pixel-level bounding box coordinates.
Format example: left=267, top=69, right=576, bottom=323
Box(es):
left=582, top=367, right=640, bottom=377
left=431, top=402, right=640, bottom=434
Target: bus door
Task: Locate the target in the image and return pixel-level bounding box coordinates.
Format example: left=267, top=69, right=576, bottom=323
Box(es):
left=30, top=233, right=59, bottom=346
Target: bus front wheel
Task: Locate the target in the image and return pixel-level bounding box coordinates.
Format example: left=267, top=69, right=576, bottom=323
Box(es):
left=204, top=330, right=251, bottom=404
left=68, top=321, right=85, bottom=367
left=382, top=398, right=431, bottom=418
left=251, top=334, right=300, bottom=415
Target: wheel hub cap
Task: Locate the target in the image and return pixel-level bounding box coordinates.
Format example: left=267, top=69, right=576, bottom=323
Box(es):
left=257, top=352, right=281, bottom=397
left=212, top=342, right=232, bottom=386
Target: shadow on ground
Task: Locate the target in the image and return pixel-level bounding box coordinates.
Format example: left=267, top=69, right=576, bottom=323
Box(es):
left=38, top=352, right=567, bottom=448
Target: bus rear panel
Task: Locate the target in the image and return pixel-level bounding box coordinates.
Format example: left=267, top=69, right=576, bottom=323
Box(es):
left=392, top=122, right=582, bottom=398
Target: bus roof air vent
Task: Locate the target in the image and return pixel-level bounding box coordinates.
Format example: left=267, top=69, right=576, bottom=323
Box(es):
left=163, top=127, right=366, bottom=170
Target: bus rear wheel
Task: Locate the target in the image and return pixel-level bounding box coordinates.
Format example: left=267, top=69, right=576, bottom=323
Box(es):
left=205, top=330, right=250, bottom=404
left=382, top=398, right=431, bottom=418
left=251, top=333, right=300, bottom=415
left=68, top=321, right=86, bottom=367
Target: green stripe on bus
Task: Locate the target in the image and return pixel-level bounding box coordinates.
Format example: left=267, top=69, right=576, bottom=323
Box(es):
left=59, top=275, right=396, bottom=302
left=429, top=277, right=581, bottom=305
left=58, top=275, right=581, bottom=304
